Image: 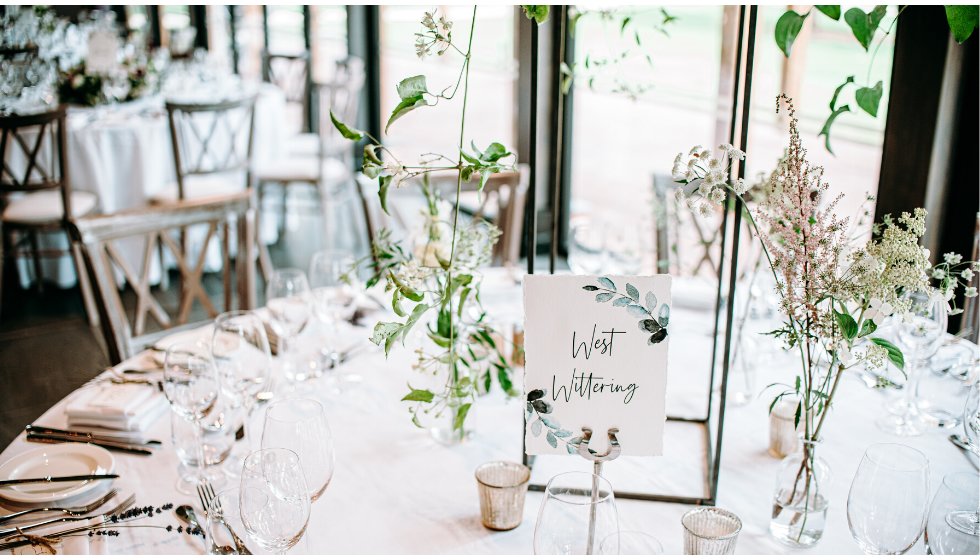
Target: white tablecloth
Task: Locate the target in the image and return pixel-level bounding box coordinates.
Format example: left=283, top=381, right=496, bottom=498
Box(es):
left=12, top=84, right=287, bottom=289
left=1, top=271, right=977, bottom=554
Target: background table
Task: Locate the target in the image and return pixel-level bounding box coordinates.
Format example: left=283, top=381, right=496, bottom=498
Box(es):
left=0, top=270, right=976, bottom=554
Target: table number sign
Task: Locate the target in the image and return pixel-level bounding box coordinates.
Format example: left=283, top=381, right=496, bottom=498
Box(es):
left=86, top=30, right=120, bottom=75
left=524, top=274, right=671, bottom=456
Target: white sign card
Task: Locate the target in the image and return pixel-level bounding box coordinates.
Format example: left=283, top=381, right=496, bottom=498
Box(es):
left=523, top=274, right=671, bottom=456
left=86, top=30, right=120, bottom=75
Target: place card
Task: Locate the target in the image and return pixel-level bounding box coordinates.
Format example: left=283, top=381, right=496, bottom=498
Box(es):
left=523, top=274, right=671, bottom=456
left=86, top=30, right=120, bottom=75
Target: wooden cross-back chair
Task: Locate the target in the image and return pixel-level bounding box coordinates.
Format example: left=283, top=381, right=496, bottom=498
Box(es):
left=262, top=51, right=311, bottom=133
left=0, top=106, right=98, bottom=320
left=70, top=192, right=258, bottom=363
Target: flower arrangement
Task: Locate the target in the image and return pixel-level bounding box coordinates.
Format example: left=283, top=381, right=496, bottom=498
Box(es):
left=672, top=94, right=977, bottom=545
left=58, top=54, right=157, bottom=107
left=332, top=8, right=526, bottom=441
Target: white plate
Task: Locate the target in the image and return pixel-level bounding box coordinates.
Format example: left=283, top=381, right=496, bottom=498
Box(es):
left=0, top=443, right=115, bottom=505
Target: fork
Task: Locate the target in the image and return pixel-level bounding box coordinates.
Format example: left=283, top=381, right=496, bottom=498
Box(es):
left=0, top=493, right=135, bottom=539
left=198, top=481, right=252, bottom=555
left=0, top=488, right=119, bottom=526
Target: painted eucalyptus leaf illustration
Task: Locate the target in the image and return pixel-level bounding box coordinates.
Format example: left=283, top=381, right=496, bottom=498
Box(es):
left=526, top=388, right=580, bottom=455
left=584, top=275, right=669, bottom=345
left=645, top=291, right=658, bottom=310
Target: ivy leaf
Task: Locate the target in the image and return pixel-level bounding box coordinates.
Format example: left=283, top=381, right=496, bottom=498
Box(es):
left=545, top=431, right=558, bottom=448
left=829, top=75, right=855, bottom=110
left=870, top=337, right=905, bottom=371
left=625, top=283, right=639, bottom=301
left=396, top=75, right=428, bottom=100
left=378, top=175, right=393, bottom=214
left=774, top=10, right=808, bottom=57
left=595, top=292, right=615, bottom=303
left=477, top=141, right=511, bottom=163
left=531, top=418, right=542, bottom=436
left=946, top=5, right=979, bottom=43
left=370, top=321, right=402, bottom=349
left=612, top=297, right=632, bottom=307
left=818, top=105, right=850, bottom=154
left=386, top=94, right=427, bottom=132
left=855, top=81, right=883, bottom=117
left=815, top=5, right=841, bottom=20
left=522, top=5, right=549, bottom=25
left=497, top=366, right=514, bottom=394
left=844, top=6, right=887, bottom=51
left=329, top=111, right=363, bottom=141
left=858, top=319, right=877, bottom=338
left=402, top=388, right=434, bottom=403
left=627, top=305, right=649, bottom=318
left=645, top=291, right=658, bottom=311
left=598, top=276, right=616, bottom=290
left=834, top=310, right=859, bottom=340
left=453, top=403, right=472, bottom=432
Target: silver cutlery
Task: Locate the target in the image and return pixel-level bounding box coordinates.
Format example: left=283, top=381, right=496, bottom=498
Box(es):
left=174, top=504, right=206, bottom=540
left=0, top=493, right=135, bottom=539
left=950, top=433, right=980, bottom=461
left=25, top=433, right=153, bottom=455
left=0, top=488, right=119, bottom=526
left=26, top=425, right=161, bottom=446
left=0, top=474, right=118, bottom=488
left=198, top=481, right=251, bottom=554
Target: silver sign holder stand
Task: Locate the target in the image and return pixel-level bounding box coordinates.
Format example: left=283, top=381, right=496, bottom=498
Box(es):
left=577, top=426, right=621, bottom=555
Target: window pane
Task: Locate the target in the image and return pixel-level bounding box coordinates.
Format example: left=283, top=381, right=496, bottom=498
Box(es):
left=311, top=5, right=348, bottom=83
left=379, top=6, right=518, bottom=159
left=266, top=5, right=306, bottom=55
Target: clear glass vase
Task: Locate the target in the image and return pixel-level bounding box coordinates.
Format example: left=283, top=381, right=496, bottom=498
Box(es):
left=770, top=439, right=831, bottom=548
left=430, top=395, right=472, bottom=445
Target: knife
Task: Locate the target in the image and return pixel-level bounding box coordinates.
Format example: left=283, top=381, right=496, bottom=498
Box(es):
left=26, top=434, right=153, bottom=455
left=0, top=474, right=119, bottom=487
left=26, top=425, right=161, bottom=446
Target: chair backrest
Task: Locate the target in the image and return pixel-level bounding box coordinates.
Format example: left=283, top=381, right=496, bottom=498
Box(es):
left=69, top=191, right=258, bottom=363
left=262, top=51, right=311, bottom=133
left=0, top=106, right=72, bottom=221
left=315, top=56, right=365, bottom=163
left=166, top=96, right=256, bottom=200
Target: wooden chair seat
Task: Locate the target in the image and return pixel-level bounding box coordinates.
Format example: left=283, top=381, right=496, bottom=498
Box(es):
left=254, top=155, right=349, bottom=185
left=3, top=190, right=98, bottom=224
left=151, top=172, right=250, bottom=203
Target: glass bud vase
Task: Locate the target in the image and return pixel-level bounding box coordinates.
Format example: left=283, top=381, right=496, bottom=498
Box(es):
left=430, top=395, right=471, bottom=445
left=770, top=439, right=831, bottom=548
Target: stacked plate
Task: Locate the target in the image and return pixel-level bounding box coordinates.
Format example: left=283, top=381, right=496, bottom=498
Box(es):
left=0, top=444, right=115, bottom=509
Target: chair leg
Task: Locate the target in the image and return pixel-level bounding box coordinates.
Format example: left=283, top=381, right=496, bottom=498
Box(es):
left=29, top=230, right=43, bottom=293
left=70, top=240, right=100, bottom=327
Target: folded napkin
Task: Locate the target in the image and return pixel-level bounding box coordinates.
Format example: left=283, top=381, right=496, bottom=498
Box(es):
left=65, top=383, right=167, bottom=434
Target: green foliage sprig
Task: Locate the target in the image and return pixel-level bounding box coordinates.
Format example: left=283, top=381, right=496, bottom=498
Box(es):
left=774, top=5, right=978, bottom=154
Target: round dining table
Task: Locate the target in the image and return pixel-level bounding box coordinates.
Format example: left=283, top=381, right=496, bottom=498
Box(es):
left=11, top=83, right=287, bottom=290
left=0, top=270, right=976, bottom=554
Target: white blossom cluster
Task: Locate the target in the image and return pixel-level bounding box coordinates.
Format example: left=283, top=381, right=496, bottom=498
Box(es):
left=671, top=144, right=746, bottom=216
left=415, top=10, right=453, bottom=58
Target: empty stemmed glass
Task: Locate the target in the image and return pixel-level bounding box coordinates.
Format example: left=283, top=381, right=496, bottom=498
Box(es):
left=163, top=341, right=220, bottom=494
left=308, top=250, right=358, bottom=381
left=533, top=472, right=619, bottom=554
left=261, top=398, right=335, bottom=502
left=878, top=291, right=947, bottom=436
left=846, top=443, right=930, bottom=554
left=924, top=472, right=979, bottom=554
left=266, top=268, right=312, bottom=384
left=240, top=448, right=311, bottom=555
left=211, top=311, right=272, bottom=475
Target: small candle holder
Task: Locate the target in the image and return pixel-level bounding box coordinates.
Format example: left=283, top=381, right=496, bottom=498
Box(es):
left=769, top=397, right=801, bottom=458
left=475, top=461, right=530, bottom=530
left=681, top=507, right=742, bottom=555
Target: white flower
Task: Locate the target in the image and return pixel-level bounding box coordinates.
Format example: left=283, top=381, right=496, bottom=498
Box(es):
left=416, top=239, right=451, bottom=268
left=707, top=157, right=723, bottom=171
left=961, top=268, right=974, bottom=281
left=684, top=169, right=696, bottom=181
left=705, top=170, right=724, bottom=186
left=943, top=252, right=962, bottom=265
left=673, top=187, right=686, bottom=204
left=866, top=297, right=894, bottom=324
left=932, top=268, right=946, bottom=280
left=671, top=153, right=687, bottom=181
left=921, top=248, right=931, bottom=260
left=966, top=287, right=978, bottom=298
left=837, top=346, right=854, bottom=366
left=688, top=145, right=704, bottom=157
left=732, top=178, right=747, bottom=195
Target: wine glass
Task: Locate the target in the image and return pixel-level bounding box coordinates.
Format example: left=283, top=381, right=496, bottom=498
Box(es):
left=308, top=250, right=358, bottom=379
left=878, top=291, right=947, bottom=436
left=240, top=448, right=311, bottom=554
left=924, top=472, right=979, bottom=554
left=205, top=488, right=258, bottom=555
left=265, top=268, right=312, bottom=384
left=163, top=340, right=220, bottom=494
left=960, top=377, right=980, bottom=455
left=261, top=397, right=335, bottom=502
left=568, top=221, right=606, bottom=275
left=846, top=443, right=930, bottom=554
left=533, top=472, right=619, bottom=554
left=211, top=310, right=272, bottom=474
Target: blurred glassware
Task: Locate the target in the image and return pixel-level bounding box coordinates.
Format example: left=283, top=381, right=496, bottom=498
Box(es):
left=475, top=461, right=530, bottom=531
left=879, top=291, right=947, bottom=436
left=964, top=380, right=980, bottom=455
left=533, top=472, right=618, bottom=554
left=605, top=222, right=644, bottom=275
left=846, top=443, right=930, bottom=554
left=768, top=398, right=800, bottom=459
left=924, top=472, right=979, bottom=555
left=266, top=268, right=312, bottom=384
left=308, top=250, right=358, bottom=380
left=682, top=507, right=742, bottom=554
left=261, top=398, right=335, bottom=502
left=568, top=220, right=606, bottom=275
left=770, top=438, right=830, bottom=547
left=163, top=340, right=220, bottom=494
left=205, top=488, right=257, bottom=555
left=240, top=448, right=310, bottom=554
left=170, top=391, right=235, bottom=489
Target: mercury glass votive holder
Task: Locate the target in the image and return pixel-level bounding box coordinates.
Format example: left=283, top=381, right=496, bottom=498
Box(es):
left=681, top=507, right=742, bottom=555
left=475, top=461, right=531, bottom=530
left=769, top=398, right=801, bottom=458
